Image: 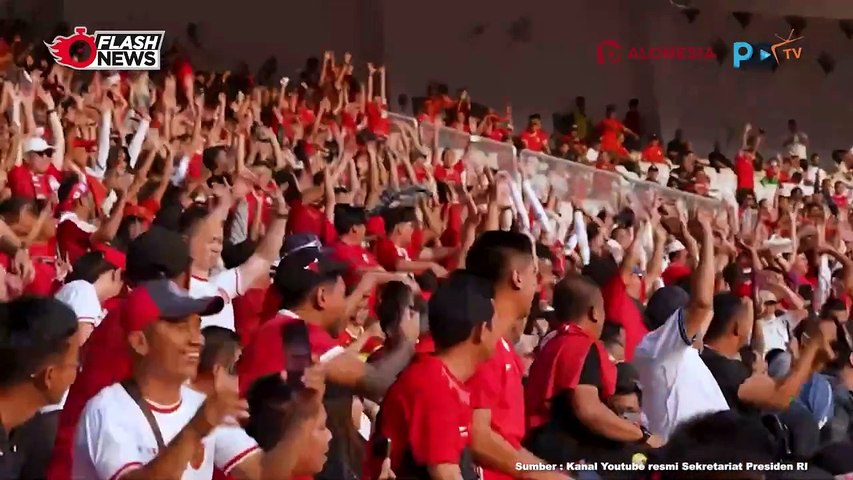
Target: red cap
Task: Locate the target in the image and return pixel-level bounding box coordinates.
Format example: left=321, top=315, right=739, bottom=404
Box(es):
left=366, top=215, right=385, bottom=238
left=121, top=279, right=224, bottom=332
left=57, top=182, right=89, bottom=213
left=93, top=244, right=126, bottom=270
left=72, top=138, right=97, bottom=152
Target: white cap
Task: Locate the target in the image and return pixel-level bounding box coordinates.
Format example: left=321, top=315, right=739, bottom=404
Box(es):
left=23, top=136, right=54, bottom=154
left=54, top=280, right=104, bottom=326
left=665, top=239, right=686, bottom=255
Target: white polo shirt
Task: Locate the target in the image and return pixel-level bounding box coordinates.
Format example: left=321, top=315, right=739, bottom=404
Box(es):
left=189, top=268, right=243, bottom=331
left=72, top=383, right=259, bottom=480
left=633, top=308, right=729, bottom=440
left=759, top=313, right=793, bottom=356
left=55, top=280, right=106, bottom=327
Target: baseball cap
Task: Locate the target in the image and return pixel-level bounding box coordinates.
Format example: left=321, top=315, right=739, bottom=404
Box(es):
left=758, top=290, right=778, bottom=305
left=427, top=271, right=495, bottom=351
left=121, top=278, right=224, bottom=332
left=281, top=233, right=322, bottom=256
left=665, top=239, right=686, bottom=255
left=23, top=137, right=55, bottom=154
left=644, top=285, right=689, bottom=331
left=272, top=248, right=348, bottom=298
left=125, top=226, right=191, bottom=284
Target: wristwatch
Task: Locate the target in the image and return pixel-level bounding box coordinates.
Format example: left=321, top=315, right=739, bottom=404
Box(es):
left=638, top=425, right=651, bottom=444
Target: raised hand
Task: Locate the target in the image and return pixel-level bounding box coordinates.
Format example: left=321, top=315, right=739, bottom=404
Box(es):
left=191, top=365, right=249, bottom=435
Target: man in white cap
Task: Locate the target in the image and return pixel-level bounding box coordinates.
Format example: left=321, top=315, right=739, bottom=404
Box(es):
left=8, top=136, right=63, bottom=201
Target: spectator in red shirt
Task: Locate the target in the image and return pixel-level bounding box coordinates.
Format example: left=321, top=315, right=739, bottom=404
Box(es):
left=525, top=275, right=661, bottom=466
left=833, top=181, right=849, bottom=210
left=735, top=123, right=763, bottom=192
left=331, top=204, right=384, bottom=287
left=641, top=135, right=665, bottom=164
left=9, top=137, right=64, bottom=201
left=369, top=272, right=497, bottom=480
left=662, top=239, right=692, bottom=287
left=520, top=114, right=550, bottom=154
left=55, top=175, right=126, bottom=265
left=375, top=207, right=447, bottom=277
left=463, top=231, right=564, bottom=480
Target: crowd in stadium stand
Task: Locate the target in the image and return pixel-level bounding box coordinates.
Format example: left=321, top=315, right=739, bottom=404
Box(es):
left=0, top=19, right=853, bottom=480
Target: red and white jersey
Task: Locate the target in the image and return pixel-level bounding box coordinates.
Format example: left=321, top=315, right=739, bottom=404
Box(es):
left=72, top=383, right=259, bottom=480
left=189, top=268, right=244, bottom=331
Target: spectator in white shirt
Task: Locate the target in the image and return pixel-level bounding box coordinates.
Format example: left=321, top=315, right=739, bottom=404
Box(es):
left=182, top=183, right=287, bottom=331
left=72, top=278, right=325, bottom=480
left=756, top=289, right=807, bottom=357
left=55, top=250, right=124, bottom=346
left=633, top=212, right=729, bottom=441
left=784, top=119, right=808, bottom=160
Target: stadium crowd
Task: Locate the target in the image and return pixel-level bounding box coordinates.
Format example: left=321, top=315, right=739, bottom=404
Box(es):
left=0, top=20, right=852, bottom=480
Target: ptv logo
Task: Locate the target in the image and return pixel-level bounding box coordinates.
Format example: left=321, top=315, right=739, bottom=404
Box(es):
left=45, top=27, right=164, bottom=70
left=733, top=29, right=804, bottom=69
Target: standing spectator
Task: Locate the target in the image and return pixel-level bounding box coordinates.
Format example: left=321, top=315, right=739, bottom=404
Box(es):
left=633, top=213, right=729, bottom=441
left=0, top=297, right=79, bottom=479
left=623, top=98, right=642, bottom=151
left=369, top=272, right=497, bottom=480
left=784, top=118, right=809, bottom=160
left=571, top=96, right=593, bottom=142
left=183, top=186, right=286, bottom=331
left=464, top=231, right=564, bottom=479
left=54, top=250, right=124, bottom=345
left=520, top=114, right=550, bottom=154
left=641, top=135, right=665, bottom=164
left=666, top=129, right=688, bottom=160
left=735, top=124, right=762, bottom=193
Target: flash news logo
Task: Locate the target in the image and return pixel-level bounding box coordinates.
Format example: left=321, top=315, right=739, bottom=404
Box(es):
left=45, top=27, right=163, bottom=70
left=733, top=29, right=803, bottom=69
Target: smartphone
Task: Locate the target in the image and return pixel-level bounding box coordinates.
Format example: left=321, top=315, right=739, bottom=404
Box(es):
left=282, top=321, right=312, bottom=389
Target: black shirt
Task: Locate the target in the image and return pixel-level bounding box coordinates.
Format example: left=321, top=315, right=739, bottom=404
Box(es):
left=700, top=347, right=760, bottom=417
left=0, top=422, right=23, bottom=480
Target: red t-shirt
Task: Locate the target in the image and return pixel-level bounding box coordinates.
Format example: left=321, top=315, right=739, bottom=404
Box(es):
left=56, top=218, right=93, bottom=265
left=286, top=198, right=337, bottom=245
left=520, top=129, right=548, bottom=152
left=525, top=323, right=617, bottom=430
left=735, top=152, right=755, bottom=191
left=601, top=274, right=648, bottom=362
left=369, top=355, right=474, bottom=478
left=366, top=101, right=390, bottom=137
left=8, top=163, right=63, bottom=200
left=375, top=237, right=410, bottom=272
left=233, top=287, right=268, bottom=348
left=238, top=311, right=340, bottom=396
left=465, top=339, right=525, bottom=480
left=0, top=242, right=60, bottom=296
left=332, top=241, right=380, bottom=287
left=434, top=161, right=464, bottom=184
left=661, top=261, right=692, bottom=286
left=642, top=144, right=665, bottom=164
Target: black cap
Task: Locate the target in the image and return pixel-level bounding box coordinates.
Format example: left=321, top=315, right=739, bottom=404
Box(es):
left=125, top=226, right=191, bottom=284
left=428, top=272, right=495, bottom=350
left=273, top=248, right=348, bottom=296
left=282, top=233, right=322, bottom=257
left=645, top=286, right=689, bottom=331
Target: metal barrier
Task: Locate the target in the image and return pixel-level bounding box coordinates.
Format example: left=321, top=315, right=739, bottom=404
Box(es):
left=518, top=149, right=722, bottom=215
left=418, top=121, right=516, bottom=173
left=387, top=111, right=721, bottom=219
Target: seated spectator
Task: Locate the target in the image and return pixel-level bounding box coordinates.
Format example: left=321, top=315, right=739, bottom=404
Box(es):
left=525, top=274, right=661, bottom=467
left=640, top=135, right=665, bottom=164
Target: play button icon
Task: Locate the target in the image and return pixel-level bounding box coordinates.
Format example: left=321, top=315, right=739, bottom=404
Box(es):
left=759, top=49, right=771, bottom=61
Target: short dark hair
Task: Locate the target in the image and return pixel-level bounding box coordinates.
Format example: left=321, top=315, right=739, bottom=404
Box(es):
left=178, top=204, right=210, bottom=236
left=428, top=272, right=494, bottom=351
left=0, top=297, right=78, bottom=387
left=199, top=326, right=240, bottom=375
left=376, top=281, right=419, bottom=336
left=552, top=274, right=600, bottom=324
left=703, top=293, right=744, bottom=342
left=0, top=196, right=35, bottom=224
left=66, top=251, right=119, bottom=284
left=465, top=231, right=533, bottom=284
left=535, top=242, right=555, bottom=264
left=57, top=174, right=83, bottom=207
left=820, top=297, right=847, bottom=320
left=649, top=410, right=775, bottom=479
left=245, top=373, right=296, bottom=451
left=202, top=145, right=227, bottom=172
left=333, top=204, right=368, bottom=236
